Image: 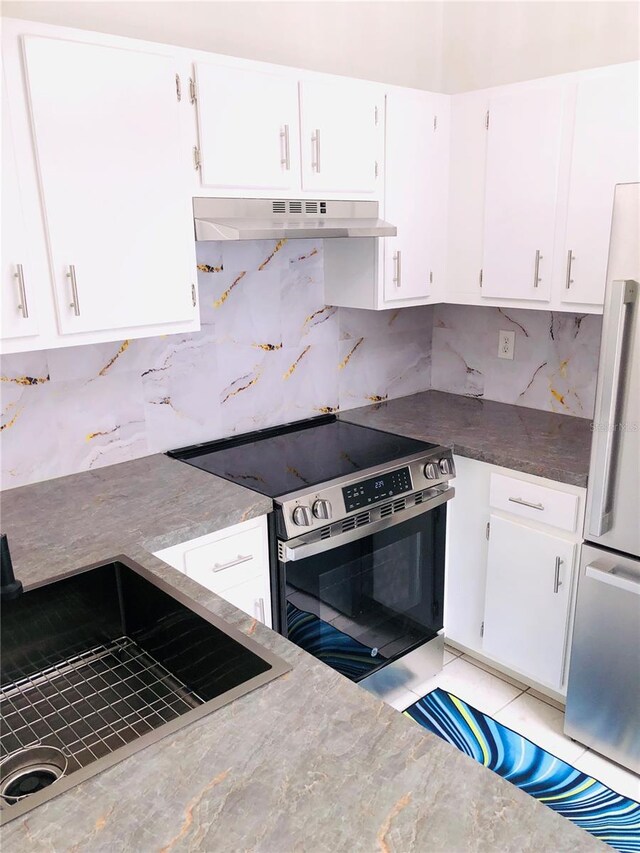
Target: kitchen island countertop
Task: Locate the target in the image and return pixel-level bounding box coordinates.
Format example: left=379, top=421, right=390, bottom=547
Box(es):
left=0, top=451, right=606, bottom=852
left=341, top=390, right=593, bottom=487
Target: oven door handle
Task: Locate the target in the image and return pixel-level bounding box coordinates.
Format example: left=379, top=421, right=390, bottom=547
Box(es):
left=279, top=487, right=455, bottom=563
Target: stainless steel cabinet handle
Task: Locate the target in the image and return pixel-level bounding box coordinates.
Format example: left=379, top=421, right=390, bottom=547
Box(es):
left=256, top=597, right=266, bottom=623
left=588, top=279, right=637, bottom=537
left=14, top=264, right=29, bottom=319
left=311, top=128, right=321, bottom=172
left=508, top=496, right=544, bottom=511
left=565, top=250, right=575, bottom=289
left=66, top=265, right=80, bottom=316
left=553, top=556, right=563, bottom=593
left=211, top=554, right=253, bottom=573
left=393, top=250, right=402, bottom=287
left=533, top=249, right=543, bottom=288
left=280, top=124, right=290, bottom=170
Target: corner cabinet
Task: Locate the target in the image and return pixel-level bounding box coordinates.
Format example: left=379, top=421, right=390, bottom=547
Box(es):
left=481, top=87, right=564, bottom=302
left=383, top=89, right=449, bottom=303
left=154, top=516, right=272, bottom=628
left=323, top=86, right=449, bottom=309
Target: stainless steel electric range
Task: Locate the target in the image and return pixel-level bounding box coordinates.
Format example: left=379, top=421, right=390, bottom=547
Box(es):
left=168, top=415, right=455, bottom=700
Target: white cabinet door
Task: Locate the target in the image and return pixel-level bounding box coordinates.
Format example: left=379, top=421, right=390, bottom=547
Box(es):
left=1, top=71, right=38, bottom=342
left=223, top=576, right=272, bottom=629
left=483, top=515, right=575, bottom=689
left=22, top=35, right=195, bottom=335
left=299, top=79, right=381, bottom=194
left=561, top=63, right=640, bottom=306
left=481, top=88, right=564, bottom=301
left=444, top=456, right=491, bottom=651
left=195, top=63, right=299, bottom=191
left=383, top=89, right=443, bottom=302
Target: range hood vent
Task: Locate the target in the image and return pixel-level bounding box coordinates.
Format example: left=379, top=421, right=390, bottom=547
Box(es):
left=193, top=198, right=397, bottom=241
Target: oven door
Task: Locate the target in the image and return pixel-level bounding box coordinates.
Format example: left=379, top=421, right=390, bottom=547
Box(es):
left=276, top=499, right=448, bottom=682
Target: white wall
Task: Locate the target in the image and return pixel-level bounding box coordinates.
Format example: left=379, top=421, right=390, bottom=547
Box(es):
left=442, top=1, right=640, bottom=92
left=3, top=0, right=639, bottom=92
left=0, top=1, right=445, bottom=90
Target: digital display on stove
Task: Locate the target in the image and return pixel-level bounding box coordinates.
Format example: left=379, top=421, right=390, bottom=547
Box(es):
left=342, top=467, right=412, bottom=512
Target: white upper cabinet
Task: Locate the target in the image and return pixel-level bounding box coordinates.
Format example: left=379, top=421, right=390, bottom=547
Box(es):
left=1, top=71, right=39, bottom=342
left=483, top=515, right=576, bottom=690
left=299, top=79, right=382, bottom=194
left=22, top=35, right=196, bottom=336
left=481, top=88, right=565, bottom=302
left=194, top=63, right=300, bottom=191
left=323, top=89, right=449, bottom=310
left=561, top=63, right=640, bottom=306
left=383, top=89, right=448, bottom=302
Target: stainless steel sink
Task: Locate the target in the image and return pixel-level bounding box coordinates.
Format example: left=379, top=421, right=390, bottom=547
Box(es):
left=0, top=555, right=290, bottom=822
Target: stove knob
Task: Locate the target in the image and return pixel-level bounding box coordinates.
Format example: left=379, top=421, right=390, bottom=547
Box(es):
left=312, top=499, right=332, bottom=520
left=424, top=462, right=440, bottom=480
left=439, top=457, right=452, bottom=476
left=292, top=505, right=313, bottom=527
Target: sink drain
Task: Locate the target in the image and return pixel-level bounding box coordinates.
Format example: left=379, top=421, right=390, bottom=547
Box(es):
left=0, top=746, right=67, bottom=805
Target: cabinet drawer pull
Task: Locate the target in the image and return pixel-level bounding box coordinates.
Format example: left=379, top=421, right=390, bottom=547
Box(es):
left=256, top=597, right=266, bottom=623
left=311, top=128, right=321, bottom=172
left=280, top=124, right=291, bottom=170
left=508, top=496, right=544, bottom=511
left=533, top=249, right=542, bottom=288
left=565, top=250, right=575, bottom=289
left=67, top=265, right=81, bottom=316
left=212, top=553, right=253, bottom=573
left=393, top=250, right=402, bottom=287
left=14, top=264, right=29, bottom=318
left=554, top=556, right=563, bottom=593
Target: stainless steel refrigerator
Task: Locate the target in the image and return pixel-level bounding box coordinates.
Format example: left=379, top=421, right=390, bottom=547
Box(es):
left=564, top=182, right=640, bottom=774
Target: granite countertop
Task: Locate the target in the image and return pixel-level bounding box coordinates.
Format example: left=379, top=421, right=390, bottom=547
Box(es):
left=0, top=452, right=605, bottom=851
left=342, top=390, right=593, bottom=487
left=0, top=453, right=273, bottom=586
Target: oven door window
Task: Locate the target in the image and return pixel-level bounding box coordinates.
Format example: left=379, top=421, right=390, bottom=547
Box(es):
left=283, top=507, right=445, bottom=682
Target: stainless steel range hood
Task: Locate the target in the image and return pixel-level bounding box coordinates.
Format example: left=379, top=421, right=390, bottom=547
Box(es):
left=193, top=198, right=396, bottom=241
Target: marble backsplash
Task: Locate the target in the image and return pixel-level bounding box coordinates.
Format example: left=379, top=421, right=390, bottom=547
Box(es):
left=0, top=240, right=433, bottom=490
left=431, top=303, right=602, bottom=417
left=0, top=241, right=603, bottom=491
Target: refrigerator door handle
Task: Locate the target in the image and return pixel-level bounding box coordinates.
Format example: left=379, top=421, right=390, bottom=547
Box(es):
left=588, top=279, right=638, bottom=538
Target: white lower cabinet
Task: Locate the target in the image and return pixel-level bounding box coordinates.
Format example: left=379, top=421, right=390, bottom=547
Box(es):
left=445, top=456, right=585, bottom=696
left=153, top=516, right=272, bottom=628
left=483, top=515, right=576, bottom=690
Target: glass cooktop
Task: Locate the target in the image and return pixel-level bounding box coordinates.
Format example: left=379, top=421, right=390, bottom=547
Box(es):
left=168, top=416, right=436, bottom=498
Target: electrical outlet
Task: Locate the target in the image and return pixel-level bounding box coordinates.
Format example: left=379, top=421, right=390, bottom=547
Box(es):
left=498, top=330, right=515, bottom=360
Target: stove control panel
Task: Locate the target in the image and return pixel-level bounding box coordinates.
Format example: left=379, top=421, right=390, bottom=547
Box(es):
left=342, top=466, right=412, bottom=512
left=279, top=448, right=455, bottom=540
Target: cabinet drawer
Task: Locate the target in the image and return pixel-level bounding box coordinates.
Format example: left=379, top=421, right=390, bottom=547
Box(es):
left=184, top=526, right=265, bottom=593
left=490, top=473, right=579, bottom=532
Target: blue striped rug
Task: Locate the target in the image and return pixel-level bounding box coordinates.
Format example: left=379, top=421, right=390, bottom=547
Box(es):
left=405, top=689, right=640, bottom=852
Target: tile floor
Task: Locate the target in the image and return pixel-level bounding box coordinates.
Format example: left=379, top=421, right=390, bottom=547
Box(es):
left=387, top=645, right=640, bottom=803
